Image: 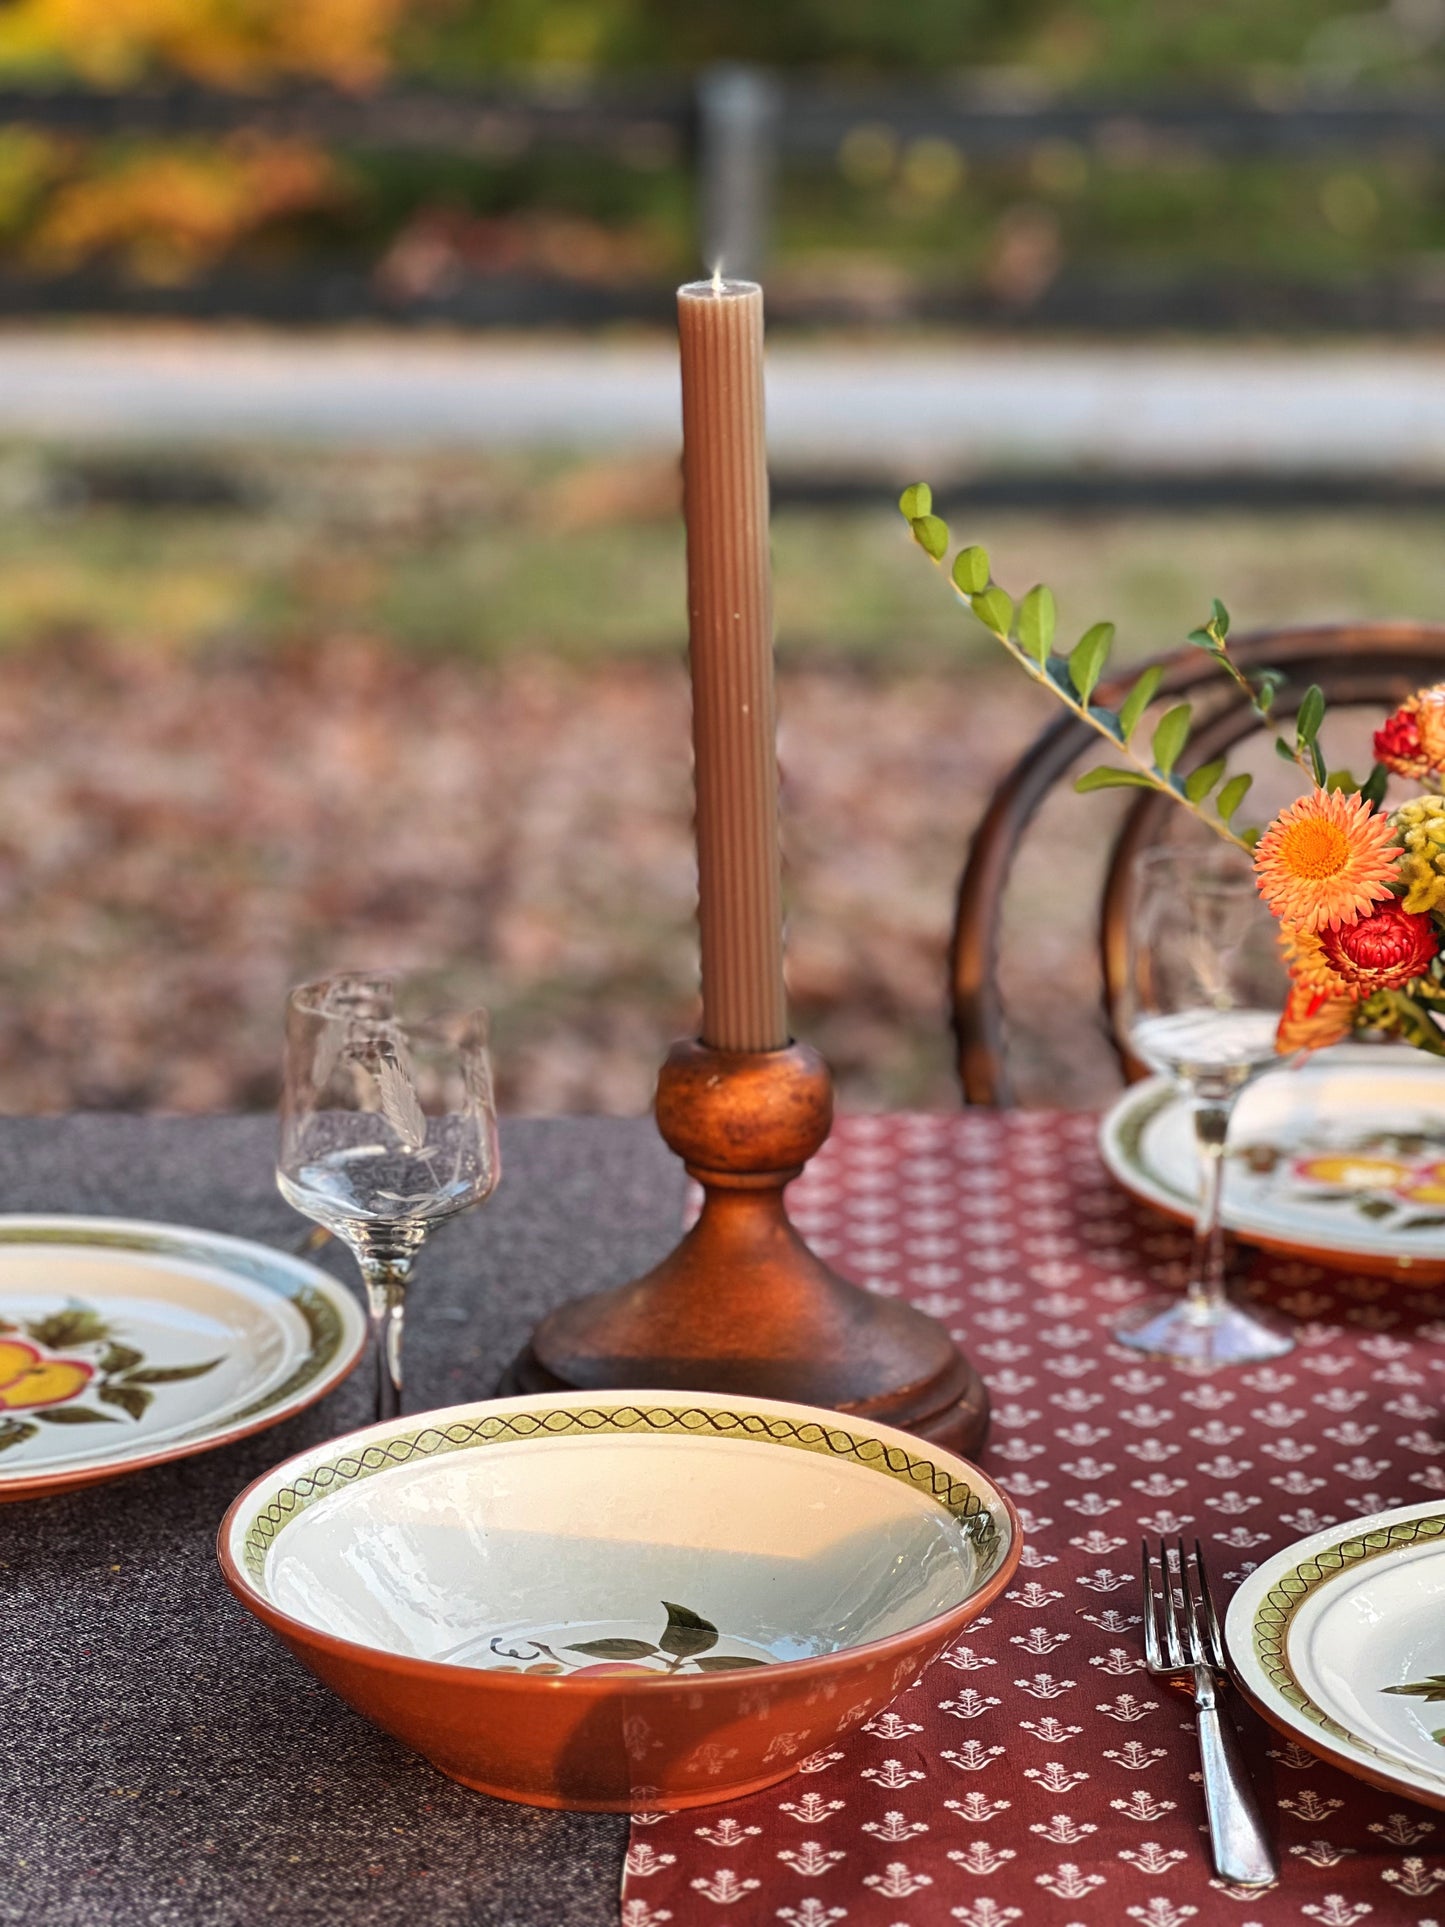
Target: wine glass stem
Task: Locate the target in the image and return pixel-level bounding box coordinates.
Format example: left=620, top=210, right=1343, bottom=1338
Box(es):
left=360, top=1258, right=411, bottom=1423
left=1186, top=1099, right=1233, bottom=1322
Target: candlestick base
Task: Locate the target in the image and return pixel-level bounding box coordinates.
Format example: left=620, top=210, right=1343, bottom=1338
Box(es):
left=498, top=1039, right=989, bottom=1456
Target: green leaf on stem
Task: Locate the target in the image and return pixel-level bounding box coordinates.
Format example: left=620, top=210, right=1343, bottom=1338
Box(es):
left=952, top=545, right=990, bottom=595
left=1018, top=584, right=1057, bottom=663
left=898, top=483, right=932, bottom=520
left=1067, top=620, right=1114, bottom=703
left=1217, top=772, right=1253, bottom=822
left=1184, top=757, right=1227, bottom=803
left=1253, top=666, right=1284, bottom=703
left=1296, top=683, right=1326, bottom=746
left=1116, top=665, right=1163, bottom=743
left=1361, top=761, right=1390, bottom=809
left=1361, top=990, right=1445, bottom=1055
left=1074, top=766, right=1158, bottom=792
left=909, top=514, right=949, bottom=560
left=1151, top=704, right=1192, bottom=776
left=1211, top=597, right=1230, bottom=636
left=1324, top=768, right=1360, bottom=793
left=971, top=586, right=1013, bottom=636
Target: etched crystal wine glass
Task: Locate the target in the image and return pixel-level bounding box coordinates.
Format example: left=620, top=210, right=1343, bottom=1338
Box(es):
left=1114, top=845, right=1294, bottom=1365
left=278, top=973, right=500, bottom=1421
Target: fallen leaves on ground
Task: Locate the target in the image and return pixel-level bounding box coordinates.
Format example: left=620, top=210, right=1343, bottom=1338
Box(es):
left=0, top=634, right=1122, bottom=1115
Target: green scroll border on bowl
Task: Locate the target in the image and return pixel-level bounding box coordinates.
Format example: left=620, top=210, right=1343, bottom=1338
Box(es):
left=242, top=1402, right=1002, bottom=1588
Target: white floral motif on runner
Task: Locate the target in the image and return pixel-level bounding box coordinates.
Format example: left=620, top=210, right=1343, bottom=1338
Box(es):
left=621, top=1111, right=1445, bottom=1925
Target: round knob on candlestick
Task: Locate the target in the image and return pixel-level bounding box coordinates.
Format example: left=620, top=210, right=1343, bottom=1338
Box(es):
left=654, top=1038, right=831, bottom=1180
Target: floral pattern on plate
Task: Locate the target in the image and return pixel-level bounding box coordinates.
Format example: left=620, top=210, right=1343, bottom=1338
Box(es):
left=0, top=1216, right=367, bottom=1499
left=0, top=1300, right=219, bottom=1453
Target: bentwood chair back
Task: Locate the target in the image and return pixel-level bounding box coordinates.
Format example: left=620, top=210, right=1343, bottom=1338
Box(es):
left=952, top=622, right=1445, bottom=1107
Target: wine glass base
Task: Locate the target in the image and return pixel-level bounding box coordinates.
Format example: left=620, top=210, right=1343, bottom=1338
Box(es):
left=1114, top=1294, right=1294, bottom=1365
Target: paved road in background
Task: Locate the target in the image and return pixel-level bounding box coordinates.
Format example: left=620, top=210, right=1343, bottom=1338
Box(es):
left=0, top=328, right=1440, bottom=472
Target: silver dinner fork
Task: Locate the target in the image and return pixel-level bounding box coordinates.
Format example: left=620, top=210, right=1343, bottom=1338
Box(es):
left=1141, top=1537, right=1277, bottom=1887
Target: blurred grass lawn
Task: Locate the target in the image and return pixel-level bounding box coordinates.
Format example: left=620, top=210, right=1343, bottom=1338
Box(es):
left=5, top=442, right=1445, bottom=662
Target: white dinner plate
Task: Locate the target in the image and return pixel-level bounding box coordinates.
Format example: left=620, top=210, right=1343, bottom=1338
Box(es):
left=1100, top=1043, right=1445, bottom=1280
left=1228, top=1500, right=1445, bottom=1809
left=0, top=1216, right=366, bottom=1500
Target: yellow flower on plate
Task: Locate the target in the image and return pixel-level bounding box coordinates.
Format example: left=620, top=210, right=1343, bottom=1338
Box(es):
left=1294, top=1154, right=1414, bottom=1190
left=1254, top=787, right=1401, bottom=932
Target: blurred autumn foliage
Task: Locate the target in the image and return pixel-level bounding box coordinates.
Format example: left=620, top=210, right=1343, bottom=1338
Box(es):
left=0, top=0, right=411, bottom=86
left=19, top=136, right=343, bottom=279
left=0, top=0, right=417, bottom=278
left=0, top=0, right=1437, bottom=299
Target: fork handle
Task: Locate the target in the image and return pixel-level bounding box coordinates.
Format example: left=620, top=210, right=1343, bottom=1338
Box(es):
left=1194, top=1673, right=1277, bottom=1887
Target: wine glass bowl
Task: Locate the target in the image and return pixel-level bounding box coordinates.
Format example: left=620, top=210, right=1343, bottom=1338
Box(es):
left=278, top=973, right=500, bottom=1420
left=1114, top=846, right=1294, bottom=1365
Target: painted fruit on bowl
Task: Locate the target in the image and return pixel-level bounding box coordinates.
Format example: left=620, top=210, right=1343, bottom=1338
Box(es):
left=219, top=1390, right=1021, bottom=1812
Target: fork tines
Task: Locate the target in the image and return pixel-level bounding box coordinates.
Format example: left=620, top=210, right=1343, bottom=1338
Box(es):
left=1141, top=1537, right=1226, bottom=1677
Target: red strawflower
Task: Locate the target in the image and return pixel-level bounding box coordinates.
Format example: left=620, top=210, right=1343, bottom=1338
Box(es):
left=1375, top=702, right=1430, bottom=779
left=1319, top=900, right=1439, bottom=990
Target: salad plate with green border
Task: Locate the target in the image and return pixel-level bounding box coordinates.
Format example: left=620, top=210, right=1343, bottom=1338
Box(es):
left=1228, top=1498, right=1445, bottom=1808
left=0, top=1216, right=366, bottom=1501
left=1100, top=1043, right=1445, bottom=1283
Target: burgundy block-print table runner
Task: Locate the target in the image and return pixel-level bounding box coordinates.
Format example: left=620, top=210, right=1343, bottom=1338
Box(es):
left=621, top=1109, right=1445, bottom=1927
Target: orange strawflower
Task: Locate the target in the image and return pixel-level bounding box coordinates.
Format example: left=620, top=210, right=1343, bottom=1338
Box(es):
left=1253, top=787, right=1400, bottom=932
left=1280, top=921, right=1353, bottom=997
left=1275, top=983, right=1359, bottom=1055
left=1417, top=685, right=1445, bottom=771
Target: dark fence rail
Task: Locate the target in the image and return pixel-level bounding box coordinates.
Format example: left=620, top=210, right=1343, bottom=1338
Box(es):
left=7, top=74, right=1445, bottom=157
left=5, top=69, right=1445, bottom=326
left=0, top=79, right=693, bottom=154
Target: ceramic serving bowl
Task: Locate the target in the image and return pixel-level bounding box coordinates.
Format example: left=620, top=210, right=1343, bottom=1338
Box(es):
left=219, top=1388, right=1020, bottom=1811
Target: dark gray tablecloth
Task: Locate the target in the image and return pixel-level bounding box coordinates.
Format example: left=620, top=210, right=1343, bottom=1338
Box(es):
left=0, top=1114, right=685, bottom=1927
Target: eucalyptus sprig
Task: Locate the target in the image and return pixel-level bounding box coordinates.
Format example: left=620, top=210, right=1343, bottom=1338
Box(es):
left=899, top=485, right=1257, bottom=850
left=899, top=484, right=1382, bottom=843
left=1185, top=600, right=1388, bottom=806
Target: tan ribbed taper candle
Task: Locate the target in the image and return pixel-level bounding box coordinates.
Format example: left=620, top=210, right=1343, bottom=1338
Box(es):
left=677, top=275, right=788, bottom=1052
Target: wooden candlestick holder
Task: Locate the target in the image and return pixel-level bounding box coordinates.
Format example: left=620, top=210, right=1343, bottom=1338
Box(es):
left=499, top=1038, right=989, bottom=1455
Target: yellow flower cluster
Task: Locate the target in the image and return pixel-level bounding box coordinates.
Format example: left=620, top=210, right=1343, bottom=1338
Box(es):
left=1394, top=795, right=1445, bottom=915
